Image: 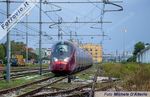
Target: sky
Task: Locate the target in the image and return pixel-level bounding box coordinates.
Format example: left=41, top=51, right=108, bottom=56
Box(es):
left=0, top=0, right=150, bottom=54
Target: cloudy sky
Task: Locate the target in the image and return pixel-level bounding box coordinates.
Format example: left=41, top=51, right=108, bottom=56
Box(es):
left=0, top=0, right=150, bottom=54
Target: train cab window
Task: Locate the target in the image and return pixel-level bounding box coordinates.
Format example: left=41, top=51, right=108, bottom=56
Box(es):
left=57, top=45, right=68, bottom=53
left=51, top=42, right=73, bottom=60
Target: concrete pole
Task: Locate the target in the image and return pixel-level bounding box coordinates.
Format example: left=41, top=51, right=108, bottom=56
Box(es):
left=6, top=0, right=11, bottom=82
left=39, top=0, right=42, bottom=75
left=26, top=15, right=28, bottom=63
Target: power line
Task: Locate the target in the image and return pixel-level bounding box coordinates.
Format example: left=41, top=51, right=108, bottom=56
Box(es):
left=11, top=34, right=108, bottom=37
left=0, top=1, right=123, bottom=4
left=0, top=21, right=112, bottom=24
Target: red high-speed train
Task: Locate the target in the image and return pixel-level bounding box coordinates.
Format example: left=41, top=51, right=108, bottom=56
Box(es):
left=50, top=41, right=93, bottom=75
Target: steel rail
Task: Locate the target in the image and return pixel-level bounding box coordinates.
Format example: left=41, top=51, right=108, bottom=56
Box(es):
left=32, top=84, right=91, bottom=97
left=17, top=77, right=67, bottom=97
left=0, top=69, right=49, bottom=80
left=0, top=76, right=55, bottom=95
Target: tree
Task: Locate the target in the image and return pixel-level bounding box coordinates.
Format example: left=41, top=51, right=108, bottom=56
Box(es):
left=127, top=41, right=145, bottom=62
left=0, top=44, right=6, bottom=61
left=127, top=56, right=136, bottom=62
left=133, top=41, right=145, bottom=56
left=11, top=41, right=26, bottom=56
left=4, top=41, right=38, bottom=60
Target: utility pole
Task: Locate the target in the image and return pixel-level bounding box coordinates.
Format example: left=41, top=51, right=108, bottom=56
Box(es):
left=122, top=28, right=127, bottom=61
left=6, top=0, right=11, bottom=82
left=26, top=14, right=29, bottom=63
left=69, top=31, right=72, bottom=41
left=58, top=18, right=62, bottom=40
left=58, top=24, right=60, bottom=40
left=39, top=0, right=42, bottom=75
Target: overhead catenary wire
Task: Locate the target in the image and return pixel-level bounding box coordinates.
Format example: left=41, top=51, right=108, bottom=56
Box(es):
left=0, top=0, right=123, bottom=47
left=10, top=34, right=108, bottom=37
left=0, top=1, right=123, bottom=4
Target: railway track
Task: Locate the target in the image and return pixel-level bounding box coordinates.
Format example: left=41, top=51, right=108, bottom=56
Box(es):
left=83, top=63, right=120, bottom=96
left=30, top=65, right=103, bottom=97
left=1, top=67, right=47, bottom=72
left=10, top=67, right=47, bottom=73
left=0, top=69, right=50, bottom=80
left=0, top=67, right=93, bottom=97
left=17, top=77, right=67, bottom=97
left=27, top=66, right=102, bottom=97
left=89, top=64, right=102, bottom=97
left=0, top=64, right=120, bottom=97
left=0, top=75, right=62, bottom=97
left=32, top=83, right=91, bottom=97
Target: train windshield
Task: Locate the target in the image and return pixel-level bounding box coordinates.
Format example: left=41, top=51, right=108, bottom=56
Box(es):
left=52, top=43, right=73, bottom=60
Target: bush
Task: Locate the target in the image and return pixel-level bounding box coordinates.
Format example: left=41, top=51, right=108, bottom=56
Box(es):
left=103, top=63, right=150, bottom=91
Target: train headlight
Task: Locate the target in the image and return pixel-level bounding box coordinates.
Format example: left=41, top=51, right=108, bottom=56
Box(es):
left=53, top=57, right=58, bottom=62
left=64, top=57, right=69, bottom=62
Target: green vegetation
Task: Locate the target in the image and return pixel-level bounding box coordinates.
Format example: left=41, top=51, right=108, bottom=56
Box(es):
left=102, top=63, right=150, bottom=91
left=25, top=63, right=49, bottom=68
left=127, top=41, right=145, bottom=62
left=0, top=72, right=53, bottom=90
left=0, top=44, right=6, bottom=61
left=103, top=63, right=140, bottom=78
left=76, top=64, right=98, bottom=80
left=10, top=41, right=38, bottom=60
left=0, top=41, right=38, bottom=64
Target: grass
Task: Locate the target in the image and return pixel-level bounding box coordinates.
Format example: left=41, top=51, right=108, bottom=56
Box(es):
left=102, top=62, right=150, bottom=91
left=76, top=64, right=99, bottom=80
left=25, top=64, right=49, bottom=68
left=0, top=72, right=54, bottom=90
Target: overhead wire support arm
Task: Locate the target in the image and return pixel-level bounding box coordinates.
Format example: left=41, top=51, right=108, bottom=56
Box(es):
left=103, top=0, right=123, bottom=12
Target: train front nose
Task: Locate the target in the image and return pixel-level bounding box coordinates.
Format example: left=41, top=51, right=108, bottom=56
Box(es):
left=52, top=61, right=67, bottom=70
left=51, top=60, right=70, bottom=74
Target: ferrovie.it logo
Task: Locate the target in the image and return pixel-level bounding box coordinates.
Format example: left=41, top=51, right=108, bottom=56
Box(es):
left=0, top=0, right=39, bottom=40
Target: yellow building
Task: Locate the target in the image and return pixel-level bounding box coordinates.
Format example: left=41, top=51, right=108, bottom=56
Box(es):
left=80, top=44, right=102, bottom=63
